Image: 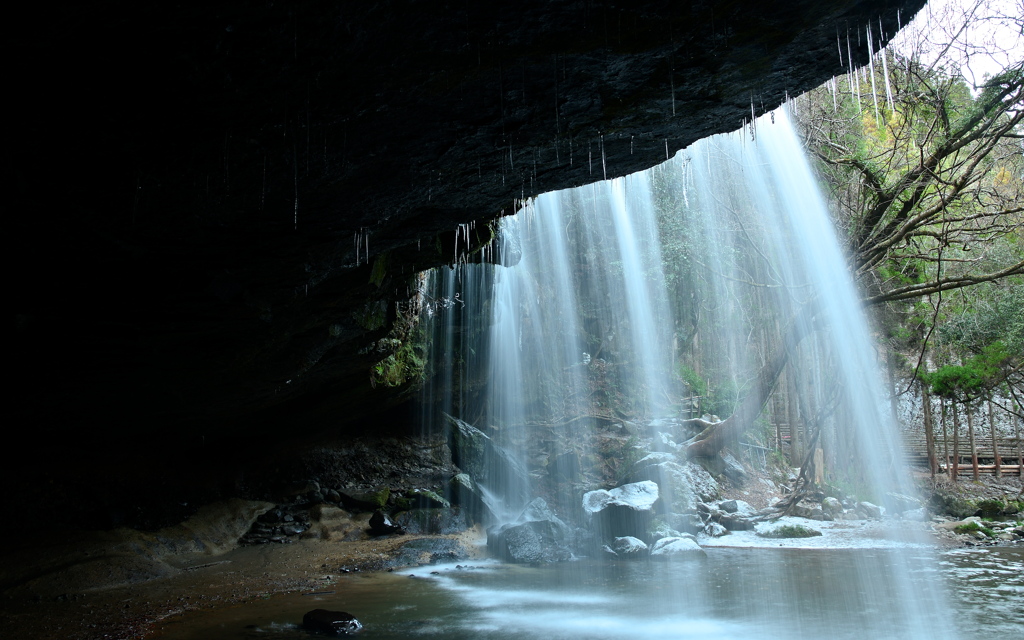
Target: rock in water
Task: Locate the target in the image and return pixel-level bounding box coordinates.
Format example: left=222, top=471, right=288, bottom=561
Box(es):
left=487, top=498, right=574, bottom=564
left=583, top=481, right=660, bottom=541
left=611, top=536, right=649, bottom=557
left=649, top=537, right=706, bottom=559
left=302, top=609, right=363, bottom=635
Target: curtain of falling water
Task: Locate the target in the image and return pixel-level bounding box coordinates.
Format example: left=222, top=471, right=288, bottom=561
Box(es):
left=418, top=105, right=953, bottom=636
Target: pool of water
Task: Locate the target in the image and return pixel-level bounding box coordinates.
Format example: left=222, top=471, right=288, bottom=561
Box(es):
left=151, top=546, right=1023, bottom=639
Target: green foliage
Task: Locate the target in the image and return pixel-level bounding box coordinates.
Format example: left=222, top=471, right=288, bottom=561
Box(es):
left=371, top=340, right=427, bottom=388
left=919, top=341, right=1011, bottom=400
left=678, top=365, right=707, bottom=396
left=756, top=524, right=823, bottom=539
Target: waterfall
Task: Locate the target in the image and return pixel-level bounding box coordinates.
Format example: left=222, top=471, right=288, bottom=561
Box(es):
left=419, top=107, right=953, bottom=638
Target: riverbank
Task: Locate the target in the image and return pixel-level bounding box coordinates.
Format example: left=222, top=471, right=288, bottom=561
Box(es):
left=1, top=471, right=1019, bottom=640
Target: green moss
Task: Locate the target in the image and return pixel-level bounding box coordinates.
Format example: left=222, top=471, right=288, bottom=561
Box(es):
left=757, top=524, right=823, bottom=539
left=371, top=340, right=427, bottom=388
left=410, top=489, right=450, bottom=509
left=953, top=521, right=996, bottom=537
left=930, top=493, right=977, bottom=519
left=976, top=498, right=1005, bottom=518
left=369, top=487, right=391, bottom=508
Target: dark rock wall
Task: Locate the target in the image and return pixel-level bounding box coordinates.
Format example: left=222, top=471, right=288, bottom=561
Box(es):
left=6, top=1, right=924, bottom=523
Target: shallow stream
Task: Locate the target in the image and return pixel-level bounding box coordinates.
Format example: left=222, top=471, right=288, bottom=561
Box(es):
left=151, top=545, right=1023, bottom=639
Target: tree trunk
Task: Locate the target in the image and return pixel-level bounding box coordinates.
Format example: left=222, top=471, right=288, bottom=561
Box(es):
left=922, top=384, right=937, bottom=479
left=967, top=404, right=979, bottom=481
left=951, top=403, right=960, bottom=482
left=787, top=369, right=801, bottom=464
left=1015, top=398, right=1022, bottom=477
left=989, top=398, right=1001, bottom=478
left=941, top=398, right=949, bottom=476
left=684, top=305, right=815, bottom=459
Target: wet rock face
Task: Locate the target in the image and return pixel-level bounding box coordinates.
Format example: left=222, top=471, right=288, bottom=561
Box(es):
left=8, top=1, right=925, bottom=519
left=487, top=498, right=575, bottom=564
left=584, top=480, right=660, bottom=540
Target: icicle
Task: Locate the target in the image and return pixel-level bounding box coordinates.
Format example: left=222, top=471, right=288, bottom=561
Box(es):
left=837, top=31, right=843, bottom=65
left=847, top=34, right=860, bottom=113
left=881, top=47, right=895, bottom=112
left=831, top=77, right=838, bottom=112
left=867, top=25, right=881, bottom=127
left=665, top=139, right=669, bottom=160
left=601, top=134, right=607, bottom=181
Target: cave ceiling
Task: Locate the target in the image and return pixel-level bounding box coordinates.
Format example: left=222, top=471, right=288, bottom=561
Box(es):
left=8, top=0, right=925, bottom=458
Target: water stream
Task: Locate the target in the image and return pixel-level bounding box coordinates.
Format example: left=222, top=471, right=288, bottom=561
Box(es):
left=151, top=546, right=1023, bottom=639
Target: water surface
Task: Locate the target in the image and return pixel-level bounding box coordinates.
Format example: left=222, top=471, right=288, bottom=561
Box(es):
left=151, top=546, right=1023, bottom=639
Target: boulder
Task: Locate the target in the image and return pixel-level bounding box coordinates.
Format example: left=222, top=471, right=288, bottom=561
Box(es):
left=821, top=497, right=843, bottom=518
left=670, top=512, right=706, bottom=535
left=790, top=499, right=827, bottom=521
left=446, top=414, right=530, bottom=508
left=857, top=501, right=883, bottom=519
left=408, top=489, right=450, bottom=509
left=368, top=510, right=404, bottom=536
left=392, top=508, right=468, bottom=534
left=649, top=537, right=706, bottom=560
left=448, top=473, right=492, bottom=524
left=883, top=492, right=921, bottom=515
left=583, top=481, right=659, bottom=540
left=487, top=498, right=574, bottom=564
left=302, top=609, right=363, bottom=635
left=626, top=458, right=718, bottom=513
left=339, top=488, right=391, bottom=511
left=703, top=522, right=729, bottom=537
left=901, top=507, right=928, bottom=521
left=716, top=513, right=756, bottom=531
left=718, top=499, right=755, bottom=516
left=390, top=538, right=468, bottom=567
left=611, top=536, right=649, bottom=558
left=691, top=452, right=747, bottom=484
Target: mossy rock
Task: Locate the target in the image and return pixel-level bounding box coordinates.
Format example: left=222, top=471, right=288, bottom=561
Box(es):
left=929, top=492, right=977, bottom=519
left=975, top=498, right=1005, bottom=518
left=409, top=489, right=450, bottom=509
left=953, top=521, right=995, bottom=537
left=756, top=524, right=823, bottom=539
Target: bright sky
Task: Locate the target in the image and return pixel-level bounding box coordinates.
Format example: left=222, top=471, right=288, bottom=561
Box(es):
left=891, top=0, right=1023, bottom=89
